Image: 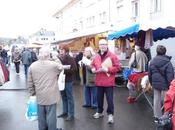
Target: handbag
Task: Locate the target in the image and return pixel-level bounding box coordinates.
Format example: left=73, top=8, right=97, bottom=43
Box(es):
left=131, top=52, right=137, bottom=68
left=58, top=70, right=65, bottom=91
left=157, top=94, right=175, bottom=130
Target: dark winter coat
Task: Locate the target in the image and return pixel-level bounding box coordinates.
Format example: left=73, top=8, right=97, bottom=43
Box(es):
left=59, top=54, right=77, bottom=82
left=148, top=55, right=174, bottom=90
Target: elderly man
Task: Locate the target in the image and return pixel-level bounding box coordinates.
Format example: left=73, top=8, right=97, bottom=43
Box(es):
left=91, top=39, right=121, bottom=124
left=28, top=47, right=63, bottom=130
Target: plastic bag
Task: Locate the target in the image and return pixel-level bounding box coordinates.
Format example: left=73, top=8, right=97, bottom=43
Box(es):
left=25, top=96, right=38, bottom=121
left=58, top=70, right=65, bottom=91
left=156, top=113, right=172, bottom=130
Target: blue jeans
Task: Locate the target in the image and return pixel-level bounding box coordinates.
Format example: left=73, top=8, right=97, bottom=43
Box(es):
left=24, top=64, right=30, bottom=75
left=60, top=82, right=74, bottom=117
left=37, top=103, right=57, bottom=130
left=84, top=86, right=97, bottom=107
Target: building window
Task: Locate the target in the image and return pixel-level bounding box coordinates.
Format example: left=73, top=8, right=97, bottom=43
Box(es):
left=150, top=0, right=161, bottom=13
left=116, top=0, right=124, bottom=21
left=116, top=0, right=123, bottom=4
left=116, top=5, right=124, bottom=21
left=99, top=12, right=106, bottom=24
left=131, top=0, right=139, bottom=18
left=80, top=21, right=83, bottom=30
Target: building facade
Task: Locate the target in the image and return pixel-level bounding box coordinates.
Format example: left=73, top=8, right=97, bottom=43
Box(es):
left=53, top=0, right=175, bottom=41
left=29, top=28, right=57, bottom=45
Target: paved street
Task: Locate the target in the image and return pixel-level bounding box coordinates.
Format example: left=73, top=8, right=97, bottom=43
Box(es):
left=0, top=65, right=156, bottom=130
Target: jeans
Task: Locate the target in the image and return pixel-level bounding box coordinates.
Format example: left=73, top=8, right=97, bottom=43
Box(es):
left=24, top=64, right=30, bottom=75
left=84, top=86, right=97, bottom=107
left=97, top=87, right=114, bottom=115
left=37, top=103, right=57, bottom=130
left=60, top=82, right=74, bottom=117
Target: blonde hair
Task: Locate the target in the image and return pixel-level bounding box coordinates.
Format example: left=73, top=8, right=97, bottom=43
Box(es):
left=84, top=46, right=95, bottom=56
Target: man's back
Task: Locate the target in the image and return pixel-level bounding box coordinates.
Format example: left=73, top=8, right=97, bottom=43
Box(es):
left=28, top=60, right=62, bottom=105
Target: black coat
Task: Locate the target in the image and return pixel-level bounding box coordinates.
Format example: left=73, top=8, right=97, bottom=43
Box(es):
left=148, top=55, right=174, bottom=90
left=59, top=54, right=77, bottom=82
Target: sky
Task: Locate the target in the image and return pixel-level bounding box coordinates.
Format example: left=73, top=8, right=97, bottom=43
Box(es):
left=0, top=0, right=70, bottom=38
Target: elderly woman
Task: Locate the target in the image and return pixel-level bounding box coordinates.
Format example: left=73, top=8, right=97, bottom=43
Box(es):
left=148, top=45, right=174, bottom=123
left=12, top=47, right=21, bottom=75
left=81, top=47, right=97, bottom=109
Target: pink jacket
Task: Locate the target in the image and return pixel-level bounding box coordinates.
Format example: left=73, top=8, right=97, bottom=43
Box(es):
left=91, top=51, right=121, bottom=87
left=164, top=79, right=175, bottom=130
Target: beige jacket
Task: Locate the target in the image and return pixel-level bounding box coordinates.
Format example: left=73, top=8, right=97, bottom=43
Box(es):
left=129, top=49, right=148, bottom=72
left=28, top=60, right=63, bottom=105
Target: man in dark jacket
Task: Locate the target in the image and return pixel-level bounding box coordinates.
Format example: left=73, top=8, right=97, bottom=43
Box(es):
left=148, top=45, right=174, bottom=123
left=57, top=45, right=77, bottom=121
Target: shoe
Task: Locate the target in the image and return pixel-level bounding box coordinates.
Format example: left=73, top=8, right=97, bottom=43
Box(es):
left=108, top=114, right=114, bottom=124
left=56, top=128, right=63, bottom=130
left=93, top=112, right=104, bottom=119
left=57, top=113, right=67, bottom=118
left=127, top=96, right=136, bottom=104
left=82, top=105, right=91, bottom=108
left=65, top=116, right=74, bottom=121
left=154, top=117, right=159, bottom=124
left=91, top=106, right=97, bottom=109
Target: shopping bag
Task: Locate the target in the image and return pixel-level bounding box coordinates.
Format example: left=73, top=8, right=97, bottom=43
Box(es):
left=58, top=70, right=65, bottom=91
left=25, top=96, right=38, bottom=121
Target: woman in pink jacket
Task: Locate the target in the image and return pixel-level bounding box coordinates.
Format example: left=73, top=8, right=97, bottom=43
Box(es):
left=91, top=39, right=121, bottom=124
left=164, top=79, right=175, bottom=130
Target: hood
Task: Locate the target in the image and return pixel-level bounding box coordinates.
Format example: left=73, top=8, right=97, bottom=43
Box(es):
left=150, top=55, right=171, bottom=68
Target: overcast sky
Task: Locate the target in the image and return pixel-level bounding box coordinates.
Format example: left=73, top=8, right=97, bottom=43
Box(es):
left=0, top=0, right=70, bottom=38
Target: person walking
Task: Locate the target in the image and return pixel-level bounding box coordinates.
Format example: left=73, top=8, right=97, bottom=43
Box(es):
left=12, top=47, right=21, bottom=75
left=148, top=45, right=174, bottom=123
left=91, top=39, right=121, bottom=124
left=57, top=45, right=77, bottom=121
left=28, top=47, right=63, bottom=130
left=21, top=48, right=32, bottom=76
left=81, top=47, right=97, bottom=109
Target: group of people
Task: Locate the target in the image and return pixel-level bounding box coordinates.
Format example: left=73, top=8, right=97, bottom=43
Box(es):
left=27, top=39, right=121, bottom=130
left=11, top=47, right=38, bottom=76
left=127, top=44, right=175, bottom=130
left=26, top=37, right=175, bottom=130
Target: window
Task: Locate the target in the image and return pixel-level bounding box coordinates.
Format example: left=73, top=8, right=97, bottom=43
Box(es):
left=150, top=0, right=161, bottom=13
left=99, top=12, right=106, bottom=24
left=116, top=0, right=124, bottom=21
left=80, top=21, right=83, bottom=29
left=131, top=0, right=139, bottom=18
left=117, top=5, right=124, bottom=20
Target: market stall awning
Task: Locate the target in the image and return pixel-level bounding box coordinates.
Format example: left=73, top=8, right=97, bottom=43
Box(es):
left=108, top=24, right=139, bottom=40
left=108, top=24, right=175, bottom=41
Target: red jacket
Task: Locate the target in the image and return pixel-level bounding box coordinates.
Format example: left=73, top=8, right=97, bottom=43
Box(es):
left=164, top=79, right=175, bottom=130
left=91, top=51, right=121, bottom=87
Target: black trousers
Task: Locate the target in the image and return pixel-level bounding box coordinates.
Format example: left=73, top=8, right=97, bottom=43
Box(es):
left=14, top=62, right=20, bottom=73
left=97, top=87, right=114, bottom=115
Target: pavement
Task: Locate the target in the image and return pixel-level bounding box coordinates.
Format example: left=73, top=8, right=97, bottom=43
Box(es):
left=0, top=64, right=156, bottom=130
